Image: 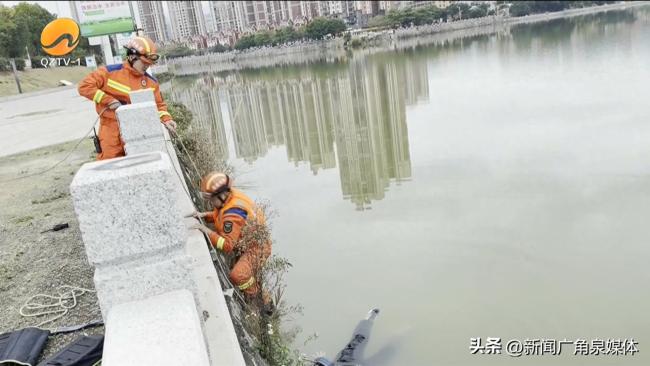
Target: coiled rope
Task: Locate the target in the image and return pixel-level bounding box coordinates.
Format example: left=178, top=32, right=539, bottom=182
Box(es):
left=20, top=285, right=96, bottom=329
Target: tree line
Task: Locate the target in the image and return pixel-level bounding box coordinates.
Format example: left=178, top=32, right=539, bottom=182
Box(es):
left=368, top=3, right=493, bottom=28
left=368, top=1, right=618, bottom=28
left=508, top=1, right=618, bottom=17
left=0, top=3, right=101, bottom=71
left=234, top=18, right=347, bottom=51
left=159, top=18, right=347, bottom=58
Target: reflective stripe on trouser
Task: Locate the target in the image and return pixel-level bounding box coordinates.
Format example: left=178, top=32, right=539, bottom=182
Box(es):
left=229, top=242, right=271, bottom=296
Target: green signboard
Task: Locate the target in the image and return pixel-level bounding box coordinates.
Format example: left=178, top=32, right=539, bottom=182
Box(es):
left=75, top=1, right=135, bottom=37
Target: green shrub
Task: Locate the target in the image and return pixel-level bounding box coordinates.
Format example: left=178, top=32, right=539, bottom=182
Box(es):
left=0, top=57, right=25, bottom=71
left=30, top=57, right=47, bottom=69
left=169, top=100, right=307, bottom=366
left=350, top=39, right=363, bottom=48
left=167, top=101, right=193, bottom=134
left=234, top=18, right=346, bottom=50
left=155, top=71, right=173, bottom=83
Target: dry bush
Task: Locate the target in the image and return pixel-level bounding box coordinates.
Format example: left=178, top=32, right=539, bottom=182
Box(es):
left=170, top=108, right=307, bottom=365
left=236, top=202, right=307, bottom=365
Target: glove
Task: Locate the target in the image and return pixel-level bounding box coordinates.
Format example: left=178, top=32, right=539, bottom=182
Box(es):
left=184, top=211, right=199, bottom=218
left=164, top=119, right=177, bottom=134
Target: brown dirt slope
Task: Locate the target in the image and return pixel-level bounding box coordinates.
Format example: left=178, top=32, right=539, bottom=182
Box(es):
left=0, top=139, right=103, bottom=362
left=0, top=66, right=91, bottom=97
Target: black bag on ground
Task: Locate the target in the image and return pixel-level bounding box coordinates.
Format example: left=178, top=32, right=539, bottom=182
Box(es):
left=0, top=327, right=50, bottom=366
left=37, top=335, right=103, bottom=366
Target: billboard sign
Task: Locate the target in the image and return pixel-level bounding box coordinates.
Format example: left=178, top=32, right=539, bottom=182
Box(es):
left=115, top=32, right=136, bottom=57
left=75, top=1, right=135, bottom=37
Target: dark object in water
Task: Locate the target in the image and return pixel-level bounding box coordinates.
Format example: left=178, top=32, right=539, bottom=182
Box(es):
left=40, top=223, right=69, bottom=234
left=313, top=308, right=380, bottom=366
left=0, top=327, right=50, bottom=366
left=37, top=335, right=103, bottom=366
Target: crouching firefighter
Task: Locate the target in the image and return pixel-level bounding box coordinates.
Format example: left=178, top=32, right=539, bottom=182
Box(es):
left=77, top=36, right=177, bottom=160
left=189, top=172, right=273, bottom=309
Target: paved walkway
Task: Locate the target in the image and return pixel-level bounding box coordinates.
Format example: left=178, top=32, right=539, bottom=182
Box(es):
left=0, top=86, right=96, bottom=157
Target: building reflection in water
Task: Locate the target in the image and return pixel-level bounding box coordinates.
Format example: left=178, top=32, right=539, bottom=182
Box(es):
left=171, top=54, right=429, bottom=210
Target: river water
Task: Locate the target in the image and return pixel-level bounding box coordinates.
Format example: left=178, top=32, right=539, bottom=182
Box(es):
left=169, top=7, right=650, bottom=365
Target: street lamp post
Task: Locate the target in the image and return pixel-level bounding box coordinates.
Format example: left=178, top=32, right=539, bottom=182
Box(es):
left=10, top=59, right=23, bottom=94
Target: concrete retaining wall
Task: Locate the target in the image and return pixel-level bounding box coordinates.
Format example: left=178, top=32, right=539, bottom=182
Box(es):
left=69, top=89, right=246, bottom=366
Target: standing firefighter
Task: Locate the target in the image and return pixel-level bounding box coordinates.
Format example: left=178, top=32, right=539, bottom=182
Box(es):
left=78, top=36, right=177, bottom=160
left=189, top=172, right=273, bottom=306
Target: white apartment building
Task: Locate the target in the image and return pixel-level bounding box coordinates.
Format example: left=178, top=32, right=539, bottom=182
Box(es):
left=136, top=1, right=169, bottom=43
left=168, top=1, right=207, bottom=40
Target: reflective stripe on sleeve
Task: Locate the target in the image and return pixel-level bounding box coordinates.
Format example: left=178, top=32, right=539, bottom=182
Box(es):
left=93, top=90, right=105, bottom=103
left=238, top=277, right=255, bottom=291
left=216, top=236, right=225, bottom=251
left=159, top=110, right=172, bottom=118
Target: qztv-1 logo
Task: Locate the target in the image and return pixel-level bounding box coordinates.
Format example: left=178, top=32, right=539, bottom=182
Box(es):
left=39, top=18, right=82, bottom=67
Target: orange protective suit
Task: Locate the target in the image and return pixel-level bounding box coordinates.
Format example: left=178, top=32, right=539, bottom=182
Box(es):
left=205, top=188, right=271, bottom=296
left=77, top=61, right=172, bottom=160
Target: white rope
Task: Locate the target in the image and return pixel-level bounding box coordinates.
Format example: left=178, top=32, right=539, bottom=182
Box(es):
left=19, top=285, right=96, bottom=329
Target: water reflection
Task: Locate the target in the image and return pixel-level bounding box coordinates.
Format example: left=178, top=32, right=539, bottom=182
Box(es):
left=172, top=55, right=429, bottom=210
left=172, top=81, right=230, bottom=160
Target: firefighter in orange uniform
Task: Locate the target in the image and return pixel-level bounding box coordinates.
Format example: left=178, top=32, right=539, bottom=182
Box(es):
left=77, top=36, right=177, bottom=160
left=189, top=172, right=272, bottom=302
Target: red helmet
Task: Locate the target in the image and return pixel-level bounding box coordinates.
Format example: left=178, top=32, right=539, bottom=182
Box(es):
left=200, top=172, right=231, bottom=195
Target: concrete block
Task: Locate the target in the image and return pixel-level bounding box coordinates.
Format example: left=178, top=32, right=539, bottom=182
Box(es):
left=184, top=227, right=247, bottom=366
left=69, top=152, right=186, bottom=266
left=129, top=88, right=155, bottom=104
left=94, top=251, right=196, bottom=319
left=124, top=138, right=167, bottom=156
left=115, top=102, right=163, bottom=143
left=103, top=289, right=210, bottom=366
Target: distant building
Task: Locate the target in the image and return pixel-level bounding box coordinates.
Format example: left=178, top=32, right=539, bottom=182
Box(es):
left=211, top=2, right=246, bottom=33
left=205, top=1, right=458, bottom=35
left=209, top=1, right=357, bottom=34
left=136, top=1, right=169, bottom=43
left=327, top=1, right=357, bottom=19
left=379, top=1, right=452, bottom=12
left=185, top=35, right=208, bottom=50
left=206, top=33, right=235, bottom=48
left=168, top=1, right=207, bottom=41
left=210, top=1, right=289, bottom=33
left=355, top=1, right=380, bottom=15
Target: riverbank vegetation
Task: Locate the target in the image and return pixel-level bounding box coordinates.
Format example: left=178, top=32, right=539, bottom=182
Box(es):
left=368, top=3, right=491, bottom=28
left=161, top=1, right=623, bottom=60
left=367, top=1, right=617, bottom=28
left=168, top=101, right=309, bottom=366
left=509, top=1, right=619, bottom=17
